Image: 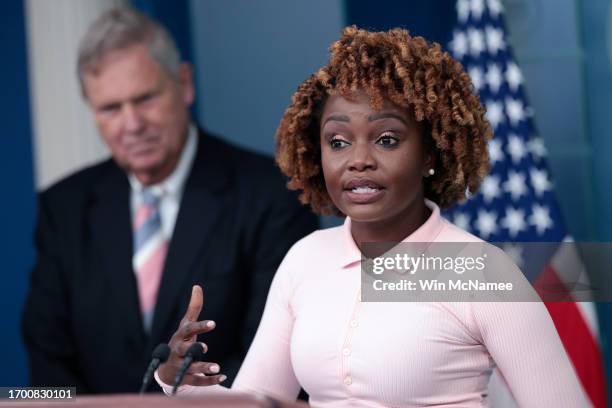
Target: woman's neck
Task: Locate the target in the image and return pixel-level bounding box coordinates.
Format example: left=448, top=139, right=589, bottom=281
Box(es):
left=350, top=199, right=431, bottom=252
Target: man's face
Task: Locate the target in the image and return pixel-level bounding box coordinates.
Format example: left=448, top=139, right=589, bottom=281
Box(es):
left=83, top=44, right=194, bottom=185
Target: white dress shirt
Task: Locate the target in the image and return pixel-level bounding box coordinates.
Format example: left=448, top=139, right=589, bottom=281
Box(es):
left=128, top=124, right=198, bottom=240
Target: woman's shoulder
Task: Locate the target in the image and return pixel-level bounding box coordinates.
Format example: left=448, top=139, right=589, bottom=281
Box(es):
left=288, top=224, right=345, bottom=251
left=273, top=225, right=346, bottom=285
left=437, top=217, right=484, bottom=243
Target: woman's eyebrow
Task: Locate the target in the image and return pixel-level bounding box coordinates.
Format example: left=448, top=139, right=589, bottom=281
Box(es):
left=322, top=114, right=350, bottom=126
left=368, top=112, right=407, bottom=125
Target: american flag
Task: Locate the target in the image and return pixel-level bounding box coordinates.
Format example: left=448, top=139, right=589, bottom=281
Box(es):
left=445, top=0, right=606, bottom=406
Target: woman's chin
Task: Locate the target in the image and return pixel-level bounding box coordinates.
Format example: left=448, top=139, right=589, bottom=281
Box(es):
left=341, top=204, right=388, bottom=224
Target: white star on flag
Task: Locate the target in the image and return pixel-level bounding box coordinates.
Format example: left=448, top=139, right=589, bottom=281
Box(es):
left=507, top=134, right=527, bottom=163
left=503, top=170, right=527, bottom=201
left=468, top=65, right=484, bottom=90
left=470, top=0, right=485, bottom=20
left=501, top=206, right=527, bottom=237
left=485, top=100, right=505, bottom=129
left=530, top=168, right=552, bottom=196
left=485, top=63, right=503, bottom=93
left=529, top=204, right=553, bottom=235
left=451, top=31, right=468, bottom=59
left=481, top=175, right=501, bottom=203
left=485, top=25, right=506, bottom=55
left=505, top=61, right=523, bottom=91
left=475, top=209, right=498, bottom=238
left=453, top=212, right=471, bottom=230
left=505, top=97, right=525, bottom=126
left=486, top=0, right=504, bottom=18
left=488, top=138, right=503, bottom=164
left=527, top=136, right=547, bottom=159
left=457, top=0, right=470, bottom=23
left=468, top=28, right=485, bottom=56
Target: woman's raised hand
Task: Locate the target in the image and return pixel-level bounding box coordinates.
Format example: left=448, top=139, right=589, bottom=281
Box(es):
left=157, top=285, right=227, bottom=386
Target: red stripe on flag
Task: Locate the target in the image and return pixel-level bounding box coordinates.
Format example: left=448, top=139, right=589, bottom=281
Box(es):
left=537, top=264, right=607, bottom=408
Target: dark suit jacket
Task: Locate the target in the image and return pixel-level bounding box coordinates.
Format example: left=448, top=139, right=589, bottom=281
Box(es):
left=22, top=130, right=318, bottom=394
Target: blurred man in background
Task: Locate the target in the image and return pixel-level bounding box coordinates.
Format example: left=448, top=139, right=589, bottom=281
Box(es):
left=22, top=6, right=317, bottom=394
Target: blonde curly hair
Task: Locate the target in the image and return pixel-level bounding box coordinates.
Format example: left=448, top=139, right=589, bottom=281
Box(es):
left=275, top=25, right=492, bottom=216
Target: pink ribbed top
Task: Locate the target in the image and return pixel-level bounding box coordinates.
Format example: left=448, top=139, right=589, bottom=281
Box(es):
left=157, top=200, right=589, bottom=407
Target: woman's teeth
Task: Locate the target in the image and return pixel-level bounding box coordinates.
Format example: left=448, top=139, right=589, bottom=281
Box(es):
left=351, top=186, right=379, bottom=193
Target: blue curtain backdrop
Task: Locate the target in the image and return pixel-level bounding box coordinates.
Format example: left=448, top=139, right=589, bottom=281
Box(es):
left=579, top=0, right=612, bottom=394
left=0, top=1, right=36, bottom=387
left=345, top=0, right=457, bottom=45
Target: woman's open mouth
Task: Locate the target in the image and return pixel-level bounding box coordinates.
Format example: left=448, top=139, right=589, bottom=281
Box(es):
left=344, top=179, right=385, bottom=204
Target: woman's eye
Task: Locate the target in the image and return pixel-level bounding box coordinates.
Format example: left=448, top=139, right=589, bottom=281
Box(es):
left=377, top=134, right=399, bottom=146
left=329, top=138, right=350, bottom=149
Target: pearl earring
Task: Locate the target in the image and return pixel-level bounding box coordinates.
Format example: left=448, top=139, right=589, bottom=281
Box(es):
left=428, top=168, right=435, bottom=176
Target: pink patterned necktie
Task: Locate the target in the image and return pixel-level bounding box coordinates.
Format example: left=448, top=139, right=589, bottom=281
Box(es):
left=133, top=188, right=168, bottom=333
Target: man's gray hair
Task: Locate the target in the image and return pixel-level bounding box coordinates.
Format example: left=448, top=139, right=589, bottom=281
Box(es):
left=77, top=7, right=181, bottom=93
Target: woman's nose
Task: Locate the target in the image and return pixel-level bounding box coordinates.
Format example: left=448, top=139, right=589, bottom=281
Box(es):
left=348, top=142, right=376, bottom=172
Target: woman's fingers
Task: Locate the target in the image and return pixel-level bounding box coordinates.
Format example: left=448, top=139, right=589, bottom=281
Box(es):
left=182, top=373, right=227, bottom=386
left=176, top=320, right=216, bottom=341
left=182, top=285, right=204, bottom=323
left=158, top=342, right=211, bottom=385
left=159, top=285, right=220, bottom=388
left=188, top=361, right=221, bottom=375
left=173, top=341, right=208, bottom=358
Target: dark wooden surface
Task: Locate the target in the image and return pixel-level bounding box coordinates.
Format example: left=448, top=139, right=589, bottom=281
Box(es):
left=0, top=393, right=308, bottom=408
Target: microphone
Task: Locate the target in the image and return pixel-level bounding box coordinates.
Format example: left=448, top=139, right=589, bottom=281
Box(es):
left=140, top=343, right=171, bottom=394
left=172, top=343, right=205, bottom=395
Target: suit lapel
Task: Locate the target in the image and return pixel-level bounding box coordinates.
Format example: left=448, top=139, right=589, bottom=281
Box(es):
left=90, top=163, right=146, bottom=351
left=149, top=132, right=231, bottom=345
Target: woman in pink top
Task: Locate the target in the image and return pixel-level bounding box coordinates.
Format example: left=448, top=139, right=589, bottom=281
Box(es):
left=156, top=26, right=589, bottom=407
